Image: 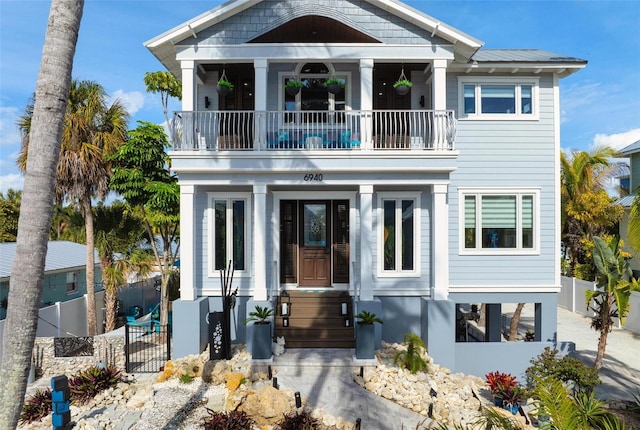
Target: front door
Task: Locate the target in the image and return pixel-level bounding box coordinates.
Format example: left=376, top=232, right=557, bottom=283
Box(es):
left=300, top=201, right=331, bottom=287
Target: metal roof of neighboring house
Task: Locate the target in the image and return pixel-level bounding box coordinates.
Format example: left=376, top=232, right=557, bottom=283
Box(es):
left=472, top=49, right=587, bottom=64
left=0, top=241, right=99, bottom=281
left=616, top=195, right=635, bottom=208
left=620, top=140, right=640, bottom=156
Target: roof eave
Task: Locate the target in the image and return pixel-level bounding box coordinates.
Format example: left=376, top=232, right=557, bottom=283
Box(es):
left=450, top=61, right=587, bottom=77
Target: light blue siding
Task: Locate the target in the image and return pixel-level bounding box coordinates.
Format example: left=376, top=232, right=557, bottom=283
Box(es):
left=447, top=73, right=557, bottom=286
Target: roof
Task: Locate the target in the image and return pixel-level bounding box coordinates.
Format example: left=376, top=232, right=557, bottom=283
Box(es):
left=620, top=140, right=640, bottom=156
left=0, top=241, right=99, bottom=281
left=617, top=195, right=636, bottom=208
left=472, top=49, right=586, bottom=64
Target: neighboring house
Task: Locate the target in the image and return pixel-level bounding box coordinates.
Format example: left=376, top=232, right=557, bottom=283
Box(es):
left=0, top=241, right=102, bottom=320
left=618, top=140, right=640, bottom=276
left=146, top=0, right=586, bottom=376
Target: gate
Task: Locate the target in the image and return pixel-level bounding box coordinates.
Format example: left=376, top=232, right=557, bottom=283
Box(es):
left=125, top=323, right=171, bottom=372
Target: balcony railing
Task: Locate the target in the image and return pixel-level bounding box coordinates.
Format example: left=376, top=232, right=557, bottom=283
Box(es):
left=170, top=110, right=456, bottom=152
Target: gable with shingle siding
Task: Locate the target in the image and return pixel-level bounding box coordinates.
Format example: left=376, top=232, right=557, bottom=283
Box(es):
left=182, top=0, right=449, bottom=46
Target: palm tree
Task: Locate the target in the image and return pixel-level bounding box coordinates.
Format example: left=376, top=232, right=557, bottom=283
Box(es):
left=0, top=189, right=22, bottom=242
left=93, top=202, right=152, bottom=331
left=0, top=1, right=84, bottom=427
left=17, top=79, right=129, bottom=335
left=589, top=235, right=640, bottom=369
left=561, top=147, right=627, bottom=276
left=627, top=187, right=640, bottom=255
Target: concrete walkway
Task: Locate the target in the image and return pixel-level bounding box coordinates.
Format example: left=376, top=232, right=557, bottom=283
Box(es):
left=556, top=306, right=640, bottom=401
left=270, top=349, right=432, bottom=430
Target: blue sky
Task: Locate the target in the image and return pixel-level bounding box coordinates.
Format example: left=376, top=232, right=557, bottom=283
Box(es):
left=1, top=0, right=639, bottom=193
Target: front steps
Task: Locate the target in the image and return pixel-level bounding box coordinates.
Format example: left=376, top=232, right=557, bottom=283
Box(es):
left=274, top=291, right=355, bottom=348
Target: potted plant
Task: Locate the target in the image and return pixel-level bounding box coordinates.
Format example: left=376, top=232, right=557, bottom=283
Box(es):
left=244, top=305, right=274, bottom=359
left=324, top=77, right=344, bottom=95
left=497, top=384, right=526, bottom=414
left=285, top=79, right=304, bottom=96
left=355, top=310, right=383, bottom=359
left=216, top=78, right=234, bottom=96
left=393, top=78, right=412, bottom=96
left=485, top=371, right=517, bottom=406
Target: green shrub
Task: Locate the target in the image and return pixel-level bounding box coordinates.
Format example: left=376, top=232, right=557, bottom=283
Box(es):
left=20, top=389, right=52, bottom=424
left=526, top=347, right=600, bottom=394
left=69, top=364, right=122, bottom=405
left=203, top=409, right=254, bottom=430
left=179, top=374, right=194, bottom=384
left=276, top=410, right=320, bottom=430
left=393, top=333, right=428, bottom=374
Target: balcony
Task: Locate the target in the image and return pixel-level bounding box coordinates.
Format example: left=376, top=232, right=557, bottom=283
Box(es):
left=170, top=110, right=456, bottom=152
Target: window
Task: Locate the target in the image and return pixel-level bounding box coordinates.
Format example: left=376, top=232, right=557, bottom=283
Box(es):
left=66, top=272, right=77, bottom=293
left=459, top=77, right=538, bottom=119
left=282, top=62, right=347, bottom=123
left=460, top=189, right=538, bottom=254
left=378, top=193, right=420, bottom=276
left=209, top=194, right=251, bottom=276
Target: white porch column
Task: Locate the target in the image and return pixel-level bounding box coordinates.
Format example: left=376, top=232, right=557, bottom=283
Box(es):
left=254, top=59, right=268, bottom=111
left=431, top=59, right=447, bottom=111
left=179, top=185, right=196, bottom=300
left=360, top=59, right=374, bottom=150
left=432, top=183, right=450, bottom=300
left=253, top=184, right=267, bottom=300
left=359, top=184, right=374, bottom=301
left=181, top=60, right=195, bottom=111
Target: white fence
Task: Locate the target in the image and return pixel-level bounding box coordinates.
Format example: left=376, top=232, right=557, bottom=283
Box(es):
left=559, top=276, right=640, bottom=335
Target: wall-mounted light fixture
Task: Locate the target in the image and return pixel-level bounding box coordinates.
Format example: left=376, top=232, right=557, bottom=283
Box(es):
left=419, top=95, right=425, bottom=108
left=283, top=317, right=289, bottom=327
left=341, top=302, right=347, bottom=316
left=204, top=96, right=211, bottom=108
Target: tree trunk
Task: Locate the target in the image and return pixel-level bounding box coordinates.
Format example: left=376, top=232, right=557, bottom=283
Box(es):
left=594, top=293, right=614, bottom=370
left=509, top=303, right=525, bottom=341
left=104, top=286, right=117, bottom=332
left=0, top=1, right=83, bottom=427
left=83, top=196, right=97, bottom=336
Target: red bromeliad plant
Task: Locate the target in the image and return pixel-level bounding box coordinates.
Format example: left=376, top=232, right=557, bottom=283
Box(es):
left=485, top=371, right=517, bottom=397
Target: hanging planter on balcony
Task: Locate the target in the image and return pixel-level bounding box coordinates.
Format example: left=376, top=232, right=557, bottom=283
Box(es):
left=216, top=69, right=234, bottom=96
left=393, top=67, right=412, bottom=96
left=324, top=77, right=344, bottom=95
left=285, top=79, right=303, bottom=96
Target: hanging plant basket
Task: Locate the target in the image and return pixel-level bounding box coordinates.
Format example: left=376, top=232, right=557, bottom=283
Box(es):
left=285, top=79, right=304, bottom=96
left=216, top=69, right=234, bottom=96
left=217, top=84, right=231, bottom=96
left=393, top=67, right=412, bottom=96
left=285, top=86, right=299, bottom=96
left=394, top=83, right=411, bottom=96
left=324, top=78, right=344, bottom=95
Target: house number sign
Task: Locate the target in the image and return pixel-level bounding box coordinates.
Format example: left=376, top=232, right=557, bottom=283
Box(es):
left=303, top=173, right=324, bottom=182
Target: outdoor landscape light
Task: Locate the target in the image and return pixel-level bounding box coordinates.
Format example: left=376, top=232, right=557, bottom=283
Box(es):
left=295, top=391, right=302, bottom=408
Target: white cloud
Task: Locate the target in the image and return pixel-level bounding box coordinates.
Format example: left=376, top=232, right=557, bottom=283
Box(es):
left=111, top=90, right=145, bottom=115
left=560, top=82, right=605, bottom=125
left=592, top=129, right=640, bottom=151
left=0, top=106, right=21, bottom=147
left=0, top=173, right=24, bottom=194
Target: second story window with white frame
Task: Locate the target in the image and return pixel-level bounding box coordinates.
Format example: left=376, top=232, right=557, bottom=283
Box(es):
left=460, top=188, right=539, bottom=254
left=459, top=77, right=538, bottom=120
left=209, top=193, right=252, bottom=276
left=377, top=193, right=421, bottom=277
left=66, top=272, right=78, bottom=294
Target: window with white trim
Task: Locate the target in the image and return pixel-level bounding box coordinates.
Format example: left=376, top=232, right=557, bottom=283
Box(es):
left=459, top=77, right=538, bottom=119
left=461, top=189, right=538, bottom=253
left=378, top=193, right=420, bottom=276
left=209, top=194, right=251, bottom=275
left=66, top=272, right=77, bottom=294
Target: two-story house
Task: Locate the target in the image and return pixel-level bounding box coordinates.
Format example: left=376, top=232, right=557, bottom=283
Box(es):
left=146, top=0, right=586, bottom=376
left=618, top=140, right=640, bottom=277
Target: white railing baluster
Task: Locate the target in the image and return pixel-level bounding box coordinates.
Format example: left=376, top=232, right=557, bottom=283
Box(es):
left=170, top=110, right=455, bottom=152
